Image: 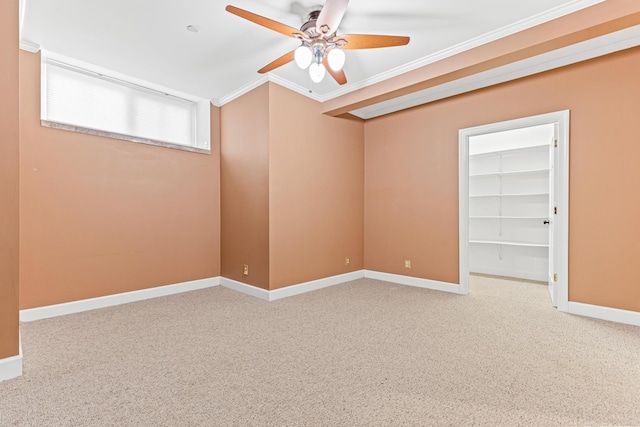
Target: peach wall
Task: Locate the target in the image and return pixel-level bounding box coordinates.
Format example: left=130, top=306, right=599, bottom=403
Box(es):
left=19, top=51, right=221, bottom=309
left=0, top=0, right=20, bottom=359
left=220, top=84, right=270, bottom=289
left=268, top=84, right=364, bottom=290
left=364, top=109, right=459, bottom=284
left=365, top=46, right=640, bottom=312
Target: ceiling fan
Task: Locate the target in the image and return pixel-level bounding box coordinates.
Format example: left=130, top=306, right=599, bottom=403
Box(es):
left=225, top=0, right=410, bottom=85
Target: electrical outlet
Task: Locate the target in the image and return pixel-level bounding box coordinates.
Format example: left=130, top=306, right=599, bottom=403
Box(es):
left=345, top=257, right=350, bottom=266
left=243, top=264, right=249, bottom=276
left=404, top=260, right=411, bottom=269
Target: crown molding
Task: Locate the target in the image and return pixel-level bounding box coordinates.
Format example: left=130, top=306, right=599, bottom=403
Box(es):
left=213, top=75, right=269, bottom=107
left=267, top=74, right=324, bottom=103
left=215, top=0, right=603, bottom=108
left=19, top=0, right=27, bottom=40
left=320, top=0, right=604, bottom=102
left=219, top=18, right=635, bottom=119
left=352, top=24, right=640, bottom=119
left=214, top=73, right=325, bottom=107
left=19, top=39, right=40, bottom=53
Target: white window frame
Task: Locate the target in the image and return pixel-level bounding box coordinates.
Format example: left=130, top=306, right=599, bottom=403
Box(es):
left=41, top=51, right=211, bottom=154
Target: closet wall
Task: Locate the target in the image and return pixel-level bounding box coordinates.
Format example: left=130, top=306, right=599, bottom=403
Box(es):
left=468, top=124, right=554, bottom=281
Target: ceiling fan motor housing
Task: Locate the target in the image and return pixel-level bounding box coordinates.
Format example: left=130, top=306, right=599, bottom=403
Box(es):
left=300, top=10, right=321, bottom=37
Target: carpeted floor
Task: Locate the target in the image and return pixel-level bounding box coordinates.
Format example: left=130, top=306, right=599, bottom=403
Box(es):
left=1, top=276, right=639, bottom=426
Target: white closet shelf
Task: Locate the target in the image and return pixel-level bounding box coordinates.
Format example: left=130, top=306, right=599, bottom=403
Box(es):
left=470, top=216, right=549, bottom=219
left=469, top=168, right=550, bottom=177
left=469, top=144, right=548, bottom=158
left=469, top=192, right=549, bottom=198
left=470, top=239, right=549, bottom=248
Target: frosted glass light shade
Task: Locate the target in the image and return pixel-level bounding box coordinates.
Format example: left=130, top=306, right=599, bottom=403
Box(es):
left=309, top=62, right=326, bottom=83
left=294, top=45, right=312, bottom=69
left=327, top=48, right=345, bottom=71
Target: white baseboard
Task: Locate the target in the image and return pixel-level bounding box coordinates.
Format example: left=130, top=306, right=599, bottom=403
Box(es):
left=364, top=270, right=462, bottom=294
left=220, top=277, right=271, bottom=301
left=0, top=354, right=22, bottom=382
left=269, top=271, right=365, bottom=301
left=221, top=271, right=366, bottom=301
left=20, top=277, right=221, bottom=322
left=15, top=268, right=511, bottom=325
left=469, top=267, right=547, bottom=282
left=0, top=333, right=22, bottom=382
left=567, top=302, right=640, bottom=327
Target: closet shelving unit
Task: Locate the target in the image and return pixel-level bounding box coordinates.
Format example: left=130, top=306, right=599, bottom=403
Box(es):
left=468, top=143, right=551, bottom=280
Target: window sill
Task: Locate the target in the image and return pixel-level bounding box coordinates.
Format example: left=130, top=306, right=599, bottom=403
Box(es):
left=41, top=120, right=211, bottom=155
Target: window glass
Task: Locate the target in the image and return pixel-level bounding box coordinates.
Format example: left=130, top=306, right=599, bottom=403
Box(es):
left=42, top=58, right=206, bottom=150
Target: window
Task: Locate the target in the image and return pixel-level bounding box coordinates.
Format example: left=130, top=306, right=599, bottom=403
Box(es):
left=41, top=55, right=210, bottom=153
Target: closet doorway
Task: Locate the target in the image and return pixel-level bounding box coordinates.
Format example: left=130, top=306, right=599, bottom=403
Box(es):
left=458, top=111, right=569, bottom=311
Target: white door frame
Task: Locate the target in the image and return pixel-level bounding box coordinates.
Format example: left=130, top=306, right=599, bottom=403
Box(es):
left=458, top=110, right=569, bottom=312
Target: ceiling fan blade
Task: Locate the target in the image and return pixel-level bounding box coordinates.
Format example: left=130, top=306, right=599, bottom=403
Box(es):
left=323, top=58, right=347, bottom=85
left=316, top=0, right=349, bottom=35
left=258, top=50, right=296, bottom=74
left=226, top=5, right=302, bottom=38
left=338, top=34, right=410, bottom=50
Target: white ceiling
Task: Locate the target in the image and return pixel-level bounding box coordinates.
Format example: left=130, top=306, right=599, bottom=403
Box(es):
left=21, top=0, right=603, bottom=108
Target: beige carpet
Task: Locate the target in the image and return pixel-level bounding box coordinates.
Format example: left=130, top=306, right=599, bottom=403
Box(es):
left=1, top=276, right=639, bottom=426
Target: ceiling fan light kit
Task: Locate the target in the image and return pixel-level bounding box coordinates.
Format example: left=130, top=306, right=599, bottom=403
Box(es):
left=327, top=48, right=345, bottom=71
left=294, top=45, right=313, bottom=69
left=225, top=1, right=409, bottom=85
left=309, top=62, right=326, bottom=83
left=294, top=43, right=345, bottom=82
